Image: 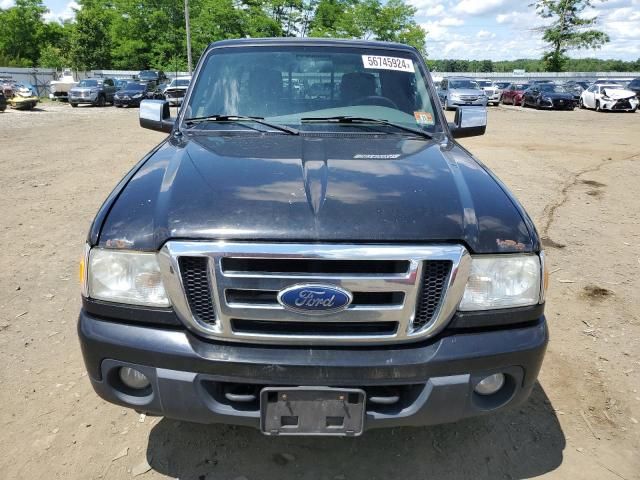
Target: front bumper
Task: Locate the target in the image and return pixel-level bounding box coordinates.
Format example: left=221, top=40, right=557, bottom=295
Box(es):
left=114, top=97, right=143, bottom=107
left=69, top=94, right=98, bottom=104
left=78, top=311, right=548, bottom=430
left=539, top=98, right=575, bottom=109
left=449, top=98, right=488, bottom=107
left=600, top=98, right=638, bottom=111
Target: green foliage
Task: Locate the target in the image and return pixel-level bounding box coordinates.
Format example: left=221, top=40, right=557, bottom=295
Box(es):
left=532, top=0, right=610, bottom=71
left=38, top=44, right=70, bottom=68
left=427, top=57, right=640, bottom=73
left=68, top=2, right=112, bottom=70
left=0, top=0, right=49, bottom=66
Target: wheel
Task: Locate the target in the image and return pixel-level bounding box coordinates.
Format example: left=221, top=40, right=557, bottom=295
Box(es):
left=579, top=98, right=585, bottom=109
left=520, top=97, right=526, bottom=108
left=595, top=100, right=601, bottom=112
left=96, top=95, right=106, bottom=107
left=115, top=104, right=122, bottom=108
left=70, top=102, right=78, bottom=108
left=444, top=97, right=452, bottom=111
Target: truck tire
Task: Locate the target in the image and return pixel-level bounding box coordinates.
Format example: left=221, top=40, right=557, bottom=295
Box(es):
left=70, top=102, right=78, bottom=108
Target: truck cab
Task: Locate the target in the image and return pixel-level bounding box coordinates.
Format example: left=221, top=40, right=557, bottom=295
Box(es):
left=79, top=38, right=547, bottom=436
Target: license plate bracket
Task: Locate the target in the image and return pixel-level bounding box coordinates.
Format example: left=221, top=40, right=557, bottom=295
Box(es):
left=260, top=387, right=365, bottom=436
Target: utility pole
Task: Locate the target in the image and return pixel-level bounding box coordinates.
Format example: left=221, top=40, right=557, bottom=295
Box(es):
left=185, top=0, right=193, bottom=74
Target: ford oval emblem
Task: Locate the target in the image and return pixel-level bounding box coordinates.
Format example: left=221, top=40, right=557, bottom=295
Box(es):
left=277, top=284, right=353, bottom=315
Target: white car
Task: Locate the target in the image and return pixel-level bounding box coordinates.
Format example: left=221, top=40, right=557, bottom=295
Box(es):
left=475, top=79, right=501, bottom=106
left=579, top=83, right=638, bottom=112
left=164, top=76, right=192, bottom=106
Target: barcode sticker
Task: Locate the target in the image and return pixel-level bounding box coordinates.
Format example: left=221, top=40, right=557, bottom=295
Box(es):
left=362, top=55, right=415, bottom=72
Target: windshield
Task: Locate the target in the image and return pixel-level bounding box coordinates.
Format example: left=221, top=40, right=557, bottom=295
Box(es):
left=124, top=83, right=145, bottom=91
left=539, top=84, right=567, bottom=93
left=170, top=79, right=190, bottom=87
left=78, top=79, right=99, bottom=87
left=449, top=79, right=478, bottom=89
left=139, top=71, right=158, bottom=80
left=185, top=46, right=440, bottom=133
left=514, top=84, right=528, bottom=90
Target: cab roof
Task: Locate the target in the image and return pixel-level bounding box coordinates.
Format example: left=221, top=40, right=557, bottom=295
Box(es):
left=208, top=37, right=417, bottom=53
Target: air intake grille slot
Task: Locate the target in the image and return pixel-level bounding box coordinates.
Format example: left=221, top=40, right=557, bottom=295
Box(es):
left=232, top=319, right=398, bottom=336
left=221, top=258, right=409, bottom=275
left=413, top=261, right=452, bottom=330
left=179, top=256, right=216, bottom=325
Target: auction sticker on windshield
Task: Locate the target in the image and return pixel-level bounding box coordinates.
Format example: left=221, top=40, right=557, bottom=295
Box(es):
left=362, top=55, right=415, bottom=72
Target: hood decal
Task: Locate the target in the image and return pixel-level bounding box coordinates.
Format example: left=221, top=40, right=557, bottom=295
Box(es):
left=301, top=138, right=328, bottom=216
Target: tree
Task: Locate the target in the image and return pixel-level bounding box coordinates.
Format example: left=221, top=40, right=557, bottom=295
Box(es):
left=69, top=1, right=112, bottom=70
left=0, top=0, right=48, bottom=66
left=532, top=0, right=610, bottom=71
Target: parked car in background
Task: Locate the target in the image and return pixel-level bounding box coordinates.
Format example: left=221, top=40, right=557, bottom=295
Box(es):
left=593, top=79, right=622, bottom=85
left=138, top=70, right=167, bottom=88
left=0, top=90, right=6, bottom=112
left=475, top=79, right=501, bottom=106
left=626, top=77, right=640, bottom=99
left=113, top=82, right=157, bottom=108
left=495, top=81, right=511, bottom=90
left=69, top=78, right=116, bottom=107
left=438, top=77, right=487, bottom=110
left=521, top=83, right=575, bottom=110
left=562, top=80, right=591, bottom=104
left=164, top=76, right=191, bottom=105
left=500, top=82, right=529, bottom=106
left=580, top=84, right=638, bottom=112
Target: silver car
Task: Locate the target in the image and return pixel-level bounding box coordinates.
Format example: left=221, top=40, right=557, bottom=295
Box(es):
left=437, top=77, right=487, bottom=110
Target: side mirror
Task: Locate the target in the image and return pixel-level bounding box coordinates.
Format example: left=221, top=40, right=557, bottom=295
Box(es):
left=449, top=107, right=487, bottom=138
left=139, top=99, right=173, bottom=133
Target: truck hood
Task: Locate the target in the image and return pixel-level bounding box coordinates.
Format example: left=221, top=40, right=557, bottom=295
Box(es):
left=97, top=133, right=536, bottom=253
left=601, top=88, right=636, bottom=100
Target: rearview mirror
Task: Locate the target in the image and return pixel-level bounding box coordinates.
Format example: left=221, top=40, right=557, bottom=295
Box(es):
left=139, top=99, right=173, bottom=133
left=449, top=107, right=487, bottom=138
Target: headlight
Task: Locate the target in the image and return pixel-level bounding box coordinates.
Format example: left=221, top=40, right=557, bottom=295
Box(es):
left=133, top=93, right=142, bottom=98
left=459, top=255, right=541, bottom=311
left=542, top=96, right=551, bottom=101
left=86, top=248, right=170, bottom=307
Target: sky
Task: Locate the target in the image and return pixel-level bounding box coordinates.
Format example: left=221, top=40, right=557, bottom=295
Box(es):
left=2, top=0, right=639, bottom=61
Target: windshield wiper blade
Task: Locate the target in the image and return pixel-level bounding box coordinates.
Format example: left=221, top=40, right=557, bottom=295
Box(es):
left=183, top=114, right=299, bottom=135
left=300, top=116, right=432, bottom=139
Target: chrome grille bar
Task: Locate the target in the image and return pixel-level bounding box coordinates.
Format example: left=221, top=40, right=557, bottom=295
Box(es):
left=158, top=242, right=471, bottom=345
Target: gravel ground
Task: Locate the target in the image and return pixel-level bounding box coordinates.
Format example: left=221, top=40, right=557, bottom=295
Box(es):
left=0, top=102, right=639, bottom=480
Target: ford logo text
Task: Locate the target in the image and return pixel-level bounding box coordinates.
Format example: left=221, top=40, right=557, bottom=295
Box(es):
left=277, top=284, right=353, bottom=315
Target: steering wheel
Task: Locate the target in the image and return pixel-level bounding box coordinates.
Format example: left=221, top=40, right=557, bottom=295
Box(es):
left=351, top=95, right=398, bottom=109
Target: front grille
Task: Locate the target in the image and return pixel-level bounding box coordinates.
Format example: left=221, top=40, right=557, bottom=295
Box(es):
left=613, top=100, right=632, bottom=109
left=459, top=95, right=478, bottom=101
left=164, top=243, right=469, bottom=345
left=179, top=256, right=216, bottom=325
left=413, top=261, right=452, bottom=329
left=231, top=319, right=398, bottom=336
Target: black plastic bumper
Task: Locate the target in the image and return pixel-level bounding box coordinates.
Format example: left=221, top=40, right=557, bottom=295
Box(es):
left=78, top=311, right=548, bottom=430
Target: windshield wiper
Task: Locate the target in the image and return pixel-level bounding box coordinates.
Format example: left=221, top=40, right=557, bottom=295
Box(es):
left=301, top=116, right=432, bottom=139
left=183, top=114, right=299, bottom=135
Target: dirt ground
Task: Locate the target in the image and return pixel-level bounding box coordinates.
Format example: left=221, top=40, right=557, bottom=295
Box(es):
left=0, top=101, right=639, bottom=480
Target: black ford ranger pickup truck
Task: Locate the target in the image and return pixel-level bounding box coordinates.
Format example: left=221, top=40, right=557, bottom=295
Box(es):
left=78, top=38, right=548, bottom=436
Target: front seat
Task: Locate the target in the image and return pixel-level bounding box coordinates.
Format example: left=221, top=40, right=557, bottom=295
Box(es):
left=243, top=67, right=283, bottom=117
left=340, top=72, right=376, bottom=105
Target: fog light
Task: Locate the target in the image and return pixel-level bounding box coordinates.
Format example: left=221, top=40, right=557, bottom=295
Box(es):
left=474, top=373, right=505, bottom=396
left=118, top=367, right=150, bottom=390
